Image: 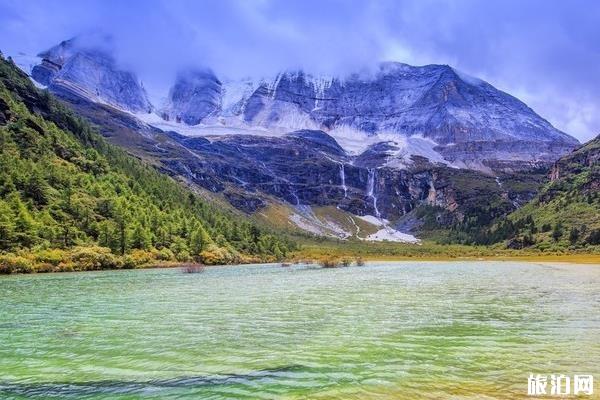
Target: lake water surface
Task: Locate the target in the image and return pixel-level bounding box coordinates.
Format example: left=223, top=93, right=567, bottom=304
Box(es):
left=1, top=261, right=599, bottom=399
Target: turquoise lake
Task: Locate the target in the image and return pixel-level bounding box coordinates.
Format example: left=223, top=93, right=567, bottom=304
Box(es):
left=1, top=261, right=599, bottom=399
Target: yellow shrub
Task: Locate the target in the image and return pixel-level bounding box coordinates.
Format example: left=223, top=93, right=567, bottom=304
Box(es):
left=57, top=261, right=75, bottom=272
left=0, top=255, right=33, bottom=274
left=199, top=244, right=236, bottom=265
left=33, top=249, right=67, bottom=266
left=34, top=262, right=55, bottom=273
left=69, top=246, right=121, bottom=271
left=123, top=249, right=155, bottom=269
left=319, top=257, right=341, bottom=268
left=155, top=247, right=175, bottom=261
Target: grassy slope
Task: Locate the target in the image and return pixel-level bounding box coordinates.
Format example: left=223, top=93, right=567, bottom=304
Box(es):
left=501, top=135, right=600, bottom=250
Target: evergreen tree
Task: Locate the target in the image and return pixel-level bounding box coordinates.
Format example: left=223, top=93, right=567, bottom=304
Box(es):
left=10, top=194, right=36, bottom=247
left=189, top=225, right=211, bottom=256
left=552, top=223, right=563, bottom=242
left=586, top=229, right=600, bottom=245
left=130, top=223, right=151, bottom=250
left=569, top=227, right=579, bottom=244
left=0, top=199, right=14, bottom=249
left=0, top=55, right=294, bottom=265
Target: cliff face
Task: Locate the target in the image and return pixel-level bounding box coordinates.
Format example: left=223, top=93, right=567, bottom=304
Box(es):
left=31, top=39, right=152, bottom=113
left=550, top=134, right=600, bottom=183
left=163, top=63, right=579, bottom=164
left=162, top=69, right=222, bottom=125
left=156, top=129, right=529, bottom=226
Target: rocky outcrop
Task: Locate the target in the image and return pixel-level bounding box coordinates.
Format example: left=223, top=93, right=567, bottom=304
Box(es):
left=550, top=135, right=600, bottom=181
left=31, top=38, right=152, bottom=113
left=162, top=69, right=221, bottom=124
left=224, top=191, right=266, bottom=213
left=548, top=134, right=600, bottom=194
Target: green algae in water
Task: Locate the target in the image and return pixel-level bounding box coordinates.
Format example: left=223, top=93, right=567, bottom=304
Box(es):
left=0, top=261, right=599, bottom=399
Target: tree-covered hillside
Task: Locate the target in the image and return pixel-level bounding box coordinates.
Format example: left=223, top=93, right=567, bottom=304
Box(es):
left=0, top=54, right=294, bottom=273
left=486, top=135, right=600, bottom=250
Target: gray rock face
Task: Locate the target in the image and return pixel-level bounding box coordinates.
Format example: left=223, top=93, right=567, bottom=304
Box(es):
left=31, top=38, right=152, bottom=113
left=158, top=129, right=522, bottom=222
left=162, top=69, right=221, bottom=125
left=52, top=89, right=543, bottom=230
left=164, top=63, right=579, bottom=163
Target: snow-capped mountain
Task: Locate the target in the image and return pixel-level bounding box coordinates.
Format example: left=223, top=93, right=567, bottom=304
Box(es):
left=22, top=38, right=579, bottom=168
left=11, top=38, right=582, bottom=240
left=161, top=69, right=221, bottom=125
left=29, top=38, right=152, bottom=113
left=171, top=63, right=577, bottom=161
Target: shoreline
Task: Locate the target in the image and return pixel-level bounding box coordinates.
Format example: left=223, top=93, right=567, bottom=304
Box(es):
left=316, top=254, right=600, bottom=264
left=1, top=254, right=599, bottom=276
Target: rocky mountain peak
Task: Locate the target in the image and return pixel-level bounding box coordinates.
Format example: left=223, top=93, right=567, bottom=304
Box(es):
left=31, top=36, right=152, bottom=113
left=24, top=38, right=580, bottom=169
left=162, top=69, right=221, bottom=125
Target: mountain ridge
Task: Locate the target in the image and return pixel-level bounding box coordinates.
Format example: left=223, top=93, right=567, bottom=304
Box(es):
left=30, top=38, right=152, bottom=114
left=17, top=38, right=579, bottom=169
left=7, top=38, right=587, bottom=242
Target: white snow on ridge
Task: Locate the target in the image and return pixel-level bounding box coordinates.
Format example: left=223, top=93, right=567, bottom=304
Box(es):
left=220, top=78, right=258, bottom=115
left=356, top=214, right=420, bottom=243
left=134, top=111, right=282, bottom=138
left=10, top=53, right=42, bottom=76
left=383, top=134, right=449, bottom=168
left=328, top=126, right=451, bottom=167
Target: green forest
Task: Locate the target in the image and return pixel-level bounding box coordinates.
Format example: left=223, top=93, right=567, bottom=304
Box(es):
left=0, top=55, right=295, bottom=273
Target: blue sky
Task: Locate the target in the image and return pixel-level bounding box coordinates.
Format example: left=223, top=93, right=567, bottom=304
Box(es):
left=0, top=0, right=599, bottom=142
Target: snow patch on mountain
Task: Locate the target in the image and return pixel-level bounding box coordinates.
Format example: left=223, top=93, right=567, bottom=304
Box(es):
left=383, top=135, right=450, bottom=168
left=328, top=126, right=452, bottom=167
left=355, top=214, right=420, bottom=243
left=365, top=228, right=420, bottom=243
left=288, top=206, right=351, bottom=239
left=10, top=53, right=43, bottom=76
left=220, top=78, right=259, bottom=115
left=135, top=111, right=277, bottom=138
left=356, top=214, right=389, bottom=226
